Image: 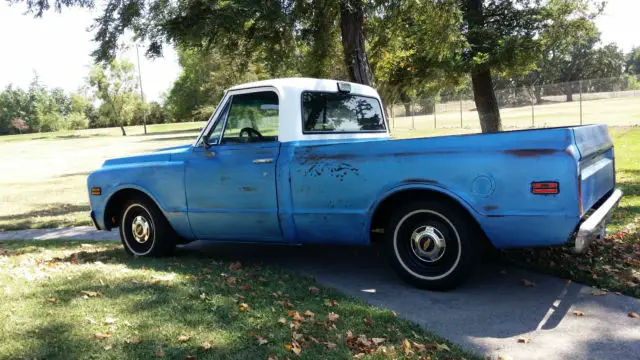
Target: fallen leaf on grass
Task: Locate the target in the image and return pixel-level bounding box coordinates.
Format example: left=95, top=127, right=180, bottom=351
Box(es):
left=292, top=311, right=305, bottom=322
left=229, top=262, right=242, bottom=271
left=267, top=356, right=278, bottom=360
left=629, top=312, right=639, bottom=318
left=303, top=310, right=315, bottom=318
left=291, top=341, right=302, bottom=355
left=239, top=303, right=250, bottom=312
left=372, top=338, right=385, bottom=345
left=156, top=350, right=165, bottom=357
left=103, top=345, right=112, bottom=350
left=94, top=332, right=111, bottom=340
left=278, top=317, right=287, bottom=324
left=517, top=337, right=530, bottom=344
left=279, top=301, right=294, bottom=308
left=46, top=297, right=57, bottom=303
left=177, top=335, right=192, bottom=342
left=309, top=286, right=319, bottom=295
left=573, top=311, right=585, bottom=317
left=256, top=336, right=268, bottom=345
left=521, top=279, right=536, bottom=287
left=402, top=338, right=413, bottom=355
left=328, top=312, right=339, bottom=322
left=436, top=343, right=450, bottom=352
left=103, top=317, right=118, bottom=325
left=81, top=290, right=102, bottom=298
left=239, top=285, right=251, bottom=291
left=325, top=342, right=337, bottom=349
left=363, top=316, right=372, bottom=325
left=200, top=293, right=206, bottom=299
left=125, top=337, right=141, bottom=344
left=590, top=290, right=608, bottom=296
left=184, top=355, right=196, bottom=360
left=324, top=299, right=339, bottom=307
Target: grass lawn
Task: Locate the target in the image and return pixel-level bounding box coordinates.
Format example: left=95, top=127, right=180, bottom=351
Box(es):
left=0, top=240, right=476, bottom=360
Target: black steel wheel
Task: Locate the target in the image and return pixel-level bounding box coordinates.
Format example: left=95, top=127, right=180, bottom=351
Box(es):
left=119, top=195, right=175, bottom=257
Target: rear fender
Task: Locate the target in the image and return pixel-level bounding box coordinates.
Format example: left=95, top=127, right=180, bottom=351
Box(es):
left=366, top=182, right=482, bottom=238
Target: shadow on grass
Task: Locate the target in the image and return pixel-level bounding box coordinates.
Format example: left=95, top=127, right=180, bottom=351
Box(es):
left=0, top=203, right=90, bottom=231
left=57, top=171, right=92, bottom=178
left=2, top=241, right=450, bottom=360
left=143, top=135, right=197, bottom=142
left=0, top=203, right=89, bottom=222
left=135, top=128, right=203, bottom=137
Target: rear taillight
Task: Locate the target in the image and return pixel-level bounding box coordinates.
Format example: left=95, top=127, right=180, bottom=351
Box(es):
left=531, top=181, right=559, bottom=194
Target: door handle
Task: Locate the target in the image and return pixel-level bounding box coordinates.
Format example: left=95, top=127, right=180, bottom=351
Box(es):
left=253, top=158, right=273, bottom=164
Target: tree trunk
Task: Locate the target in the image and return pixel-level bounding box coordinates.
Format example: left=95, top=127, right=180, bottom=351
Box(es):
left=339, top=0, right=373, bottom=85
left=565, top=83, right=574, bottom=102
left=534, top=85, right=543, bottom=104
left=471, top=66, right=503, bottom=133
left=120, top=125, right=127, bottom=136
left=461, top=0, right=502, bottom=133
left=403, top=102, right=411, bottom=116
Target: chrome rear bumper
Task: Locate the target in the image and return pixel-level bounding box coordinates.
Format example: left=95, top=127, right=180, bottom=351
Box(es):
left=573, top=189, right=623, bottom=254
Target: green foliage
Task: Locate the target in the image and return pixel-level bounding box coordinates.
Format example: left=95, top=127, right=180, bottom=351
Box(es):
left=368, top=0, right=466, bottom=107
left=165, top=47, right=271, bottom=122
left=88, top=59, right=140, bottom=133
left=65, top=112, right=90, bottom=130
left=626, top=47, right=640, bottom=75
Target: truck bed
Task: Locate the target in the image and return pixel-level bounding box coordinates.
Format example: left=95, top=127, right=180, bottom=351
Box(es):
left=281, top=124, right=615, bottom=249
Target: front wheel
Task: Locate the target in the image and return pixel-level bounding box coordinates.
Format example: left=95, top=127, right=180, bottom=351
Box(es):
left=119, top=196, right=175, bottom=257
left=384, top=200, right=479, bottom=290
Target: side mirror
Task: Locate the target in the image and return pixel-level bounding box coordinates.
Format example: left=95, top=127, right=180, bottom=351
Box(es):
left=199, top=139, right=216, bottom=158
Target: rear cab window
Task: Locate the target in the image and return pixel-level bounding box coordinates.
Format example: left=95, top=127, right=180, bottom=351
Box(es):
left=301, top=91, right=386, bottom=133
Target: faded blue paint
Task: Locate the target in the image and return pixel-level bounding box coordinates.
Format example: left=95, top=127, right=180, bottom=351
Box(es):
left=87, top=124, right=616, bottom=250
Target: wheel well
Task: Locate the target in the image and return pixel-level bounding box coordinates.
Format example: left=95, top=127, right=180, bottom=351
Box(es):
left=369, top=189, right=489, bottom=245
left=103, top=189, right=157, bottom=230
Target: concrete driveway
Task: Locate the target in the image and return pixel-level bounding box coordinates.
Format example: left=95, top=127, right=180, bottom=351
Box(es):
left=2, top=226, right=639, bottom=360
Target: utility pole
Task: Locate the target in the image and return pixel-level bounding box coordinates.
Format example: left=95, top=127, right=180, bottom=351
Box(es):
left=136, top=45, right=148, bottom=135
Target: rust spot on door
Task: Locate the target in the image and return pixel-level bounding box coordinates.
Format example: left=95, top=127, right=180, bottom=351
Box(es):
left=484, top=205, right=499, bottom=211
left=239, top=186, right=257, bottom=192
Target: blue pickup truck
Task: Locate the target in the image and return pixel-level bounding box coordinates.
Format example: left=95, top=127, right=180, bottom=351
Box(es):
left=86, top=78, right=622, bottom=290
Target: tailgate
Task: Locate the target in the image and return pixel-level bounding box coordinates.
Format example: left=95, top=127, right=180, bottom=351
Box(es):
left=573, top=124, right=615, bottom=215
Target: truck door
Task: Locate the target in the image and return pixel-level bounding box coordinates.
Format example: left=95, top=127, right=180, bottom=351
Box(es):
left=185, top=89, right=283, bottom=242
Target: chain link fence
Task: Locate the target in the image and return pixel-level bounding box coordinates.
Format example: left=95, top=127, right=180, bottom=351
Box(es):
left=387, top=74, right=640, bottom=132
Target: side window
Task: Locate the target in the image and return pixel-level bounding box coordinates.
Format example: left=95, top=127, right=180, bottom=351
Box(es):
left=221, top=91, right=279, bottom=144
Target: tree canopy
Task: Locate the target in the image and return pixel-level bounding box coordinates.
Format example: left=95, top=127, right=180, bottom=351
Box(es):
left=7, top=0, right=637, bottom=133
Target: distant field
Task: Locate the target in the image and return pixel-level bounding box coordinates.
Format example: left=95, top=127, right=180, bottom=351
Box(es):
left=0, top=122, right=205, bottom=231
left=389, top=96, right=640, bottom=130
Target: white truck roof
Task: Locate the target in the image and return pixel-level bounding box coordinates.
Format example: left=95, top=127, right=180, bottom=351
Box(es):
left=226, top=77, right=390, bottom=143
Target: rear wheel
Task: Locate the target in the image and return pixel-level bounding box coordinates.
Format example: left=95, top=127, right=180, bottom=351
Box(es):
left=119, top=196, right=175, bottom=257
left=384, top=200, right=479, bottom=290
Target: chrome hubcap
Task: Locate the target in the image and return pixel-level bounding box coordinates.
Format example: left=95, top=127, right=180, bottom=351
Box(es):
left=410, top=225, right=446, bottom=263
left=131, top=215, right=151, bottom=243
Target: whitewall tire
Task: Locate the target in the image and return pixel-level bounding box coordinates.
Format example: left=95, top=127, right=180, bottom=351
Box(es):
left=384, top=200, right=478, bottom=290
left=119, top=196, right=175, bottom=257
